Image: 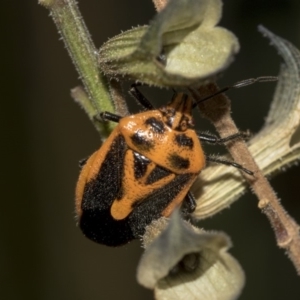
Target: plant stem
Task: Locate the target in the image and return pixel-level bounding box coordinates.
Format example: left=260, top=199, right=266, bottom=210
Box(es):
left=192, top=83, right=300, bottom=274
left=39, top=0, right=115, bottom=137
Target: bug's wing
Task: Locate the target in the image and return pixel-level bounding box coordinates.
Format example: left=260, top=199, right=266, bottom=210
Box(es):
left=79, top=133, right=136, bottom=247
left=128, top=168, right=196, bottom=238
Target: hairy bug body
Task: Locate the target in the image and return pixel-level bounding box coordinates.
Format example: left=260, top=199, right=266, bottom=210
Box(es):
left=75, top=93, right=205, bottom=246
left=75, top=77, right=277, bottom=247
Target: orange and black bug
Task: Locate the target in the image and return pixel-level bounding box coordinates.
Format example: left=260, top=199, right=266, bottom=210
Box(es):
left=75, top=77, right=276, bottom=247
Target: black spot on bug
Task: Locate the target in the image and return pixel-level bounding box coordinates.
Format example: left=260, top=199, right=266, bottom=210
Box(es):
left=131, top=132, right=154, bottom=151
left=133, top=152, right=150, bottom=179
left=175, top=134, right=194, bottom=149
left=146, top=165, right=172, bottom=185
left=168, top=153, right=190, bottom=170
left=145, top=117, right=165, bottom=134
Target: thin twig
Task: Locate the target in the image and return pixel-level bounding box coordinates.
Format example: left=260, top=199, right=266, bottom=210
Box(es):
left=191, top=83, right=300, bottom=274
left=109, top=80, right=129, bottom=117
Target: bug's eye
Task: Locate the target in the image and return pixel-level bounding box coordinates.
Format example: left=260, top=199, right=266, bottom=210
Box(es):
left=145, top=117, right=165, bottom=134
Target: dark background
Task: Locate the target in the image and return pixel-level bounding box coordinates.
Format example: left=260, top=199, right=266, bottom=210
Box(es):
left=2, top=0, right=300, bottom=299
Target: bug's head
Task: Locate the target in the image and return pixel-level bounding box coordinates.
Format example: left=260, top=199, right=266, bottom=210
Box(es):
left=160, top=93, right=194, bottom=132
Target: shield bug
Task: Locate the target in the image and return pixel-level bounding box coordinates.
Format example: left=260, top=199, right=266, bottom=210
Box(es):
left=75, top=77, right=276, bottom=247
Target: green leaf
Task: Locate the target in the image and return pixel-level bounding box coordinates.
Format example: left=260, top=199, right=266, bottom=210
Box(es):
left=99, top=0, right=239, bottom=87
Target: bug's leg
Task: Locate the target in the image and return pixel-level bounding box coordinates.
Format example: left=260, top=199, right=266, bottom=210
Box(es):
left=181, top=192, right=197, bottom=215
left=206, top=155, right=254, bottom=175
left=78, top=157, right=89, bottom=168
left=129, top=84, right=155, bottom=110
left=97, top=111, right=122, bottom=123
left=198, top=131, right=250, bottom=144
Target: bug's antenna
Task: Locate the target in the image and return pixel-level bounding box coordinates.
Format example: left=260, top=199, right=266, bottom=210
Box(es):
left=191, top=76, right=278, bottom=109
